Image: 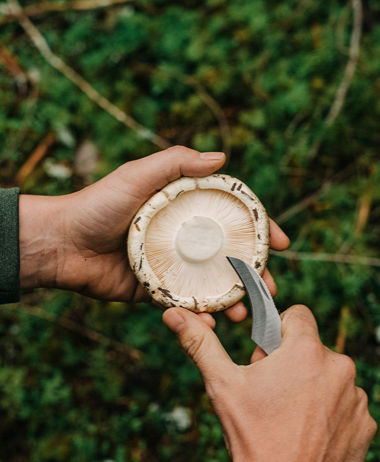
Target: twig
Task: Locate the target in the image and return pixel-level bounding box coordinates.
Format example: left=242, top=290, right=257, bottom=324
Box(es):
left=0, top=41, right=29, bottom=91
left=335, top=306, right=350, bottom=354
left=7, top=304, right=142, bottom=361
left=355, top=191, right=373, bottom=237
left=309, top=0, right=362, bottom=159
left=134, top=64, right=231, bottom=161
left=325, top=0, right=362, bottom=126
left=179, top=74, right=232, bottom=165
left=271, top=250, right=380, bottom=267
left=10, top=0, right=170, bottom=150
left=275, top=161, right=356, bottom=225
left=0, top=0, right=134, bottom=24
left=284, top=110, right=309, bottom=140
left=335, top=1, right=351, bottom=56
left=15, top=133, right=56, bottom=185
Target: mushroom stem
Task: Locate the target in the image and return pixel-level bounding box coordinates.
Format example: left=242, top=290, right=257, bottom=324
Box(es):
left=174, top=216, right=224, bottom=264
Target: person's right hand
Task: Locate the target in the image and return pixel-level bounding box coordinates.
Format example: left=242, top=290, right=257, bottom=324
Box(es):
left=163, top=304, right=377, bottom=462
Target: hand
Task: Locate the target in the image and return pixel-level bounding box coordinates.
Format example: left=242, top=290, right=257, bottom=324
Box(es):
left=19, top=146, right=289, bottom=313
left=163, top=304, right=377, bottom=461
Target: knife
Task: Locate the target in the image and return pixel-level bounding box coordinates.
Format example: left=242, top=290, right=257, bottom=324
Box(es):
left=227, top=257, right=282, bottom=355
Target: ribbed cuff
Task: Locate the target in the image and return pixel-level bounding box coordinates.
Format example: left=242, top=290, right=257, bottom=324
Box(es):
left=0, top=187, right=20, bottom=304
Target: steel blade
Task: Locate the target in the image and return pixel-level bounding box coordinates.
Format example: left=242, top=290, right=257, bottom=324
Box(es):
left=227, top=257, right=282, bottom=355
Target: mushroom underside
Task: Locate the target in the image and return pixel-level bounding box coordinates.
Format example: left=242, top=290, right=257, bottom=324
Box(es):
left=144, top=188, right=258, bottom=308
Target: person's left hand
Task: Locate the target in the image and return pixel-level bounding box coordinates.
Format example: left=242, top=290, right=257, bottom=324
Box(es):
left=19, top=146, right=289, bottom=321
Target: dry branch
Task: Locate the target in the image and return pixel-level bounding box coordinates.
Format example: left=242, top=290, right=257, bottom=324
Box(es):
left=271, top=250, right=380, bottom=268
left=179, top=74, right=232, bottom=165
left=275, top=161, right=356, bottom=225
left=134, top=64, right=231, bottom=161
left=9, top=0, right=170, bottom=150
left=0, top=41, right=27, bottom=81
left=325, top=0, right=362, bottom=126
left=335, top=306, right=350, bottom=354
left=309, top=0, right=363, bottom=159
left=0, top=0, right=134, bottom=24
left=15, top=133, right=56, bottom=185
left=9, top=304, right=142, bottom=361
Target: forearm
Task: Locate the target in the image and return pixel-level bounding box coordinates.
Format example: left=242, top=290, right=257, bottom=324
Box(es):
left=19, top=194, right=66, bottom=290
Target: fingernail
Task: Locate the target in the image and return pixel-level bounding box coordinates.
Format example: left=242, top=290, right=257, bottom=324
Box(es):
left=199, top=152, right=225, bottom=160
left=164, top=310, right=186, bottom=334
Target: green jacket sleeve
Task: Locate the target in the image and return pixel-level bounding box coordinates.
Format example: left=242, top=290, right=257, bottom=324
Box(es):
left=0, top=187, right=20, bottom=304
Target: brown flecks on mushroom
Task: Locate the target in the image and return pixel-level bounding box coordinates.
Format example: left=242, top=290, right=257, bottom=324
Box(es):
left=158, top=287, right=178, bottom=301
left=145, top=189, right=256, bottom=303
left=241, top=190, right=254, bottom=200
left=255, top=261, right=262, bottom=269
left=128, top=174, right=269, bottom=313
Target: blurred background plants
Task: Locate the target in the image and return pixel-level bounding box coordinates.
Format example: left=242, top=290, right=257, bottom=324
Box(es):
left=1, top=0, right=380, bottom=460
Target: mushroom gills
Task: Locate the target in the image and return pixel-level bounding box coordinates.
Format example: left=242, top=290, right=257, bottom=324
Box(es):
left=145, top=188, right=256, bottom=306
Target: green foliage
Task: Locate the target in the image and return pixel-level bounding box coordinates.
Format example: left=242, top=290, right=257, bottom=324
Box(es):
left=1, top=0, right=380, bottom=460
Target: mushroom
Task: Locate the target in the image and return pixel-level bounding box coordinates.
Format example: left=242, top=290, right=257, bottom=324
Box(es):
left=127, top=174, right=269, bottom=313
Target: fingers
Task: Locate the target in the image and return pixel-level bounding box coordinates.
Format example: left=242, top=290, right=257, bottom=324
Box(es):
left=197, top=312, right=216, bottom=329
left=250, top=345, right=267, bottom=364
left=262, top=268, right=277, bottom=297
left=163, top=307, right=235, bottom=378
left=224, top=301, right=248, bottom=322
left=133, top=282, right=152, bottom=303
left=117, top=146, right=226, bottom=201
left=269, top=218, right=290, bottom=251
left=280, top=305, right=321, bottom=348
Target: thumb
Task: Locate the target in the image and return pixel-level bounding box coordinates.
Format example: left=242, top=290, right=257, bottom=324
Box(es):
left=280, top=304, right=321, bottom=349
left=114, top=145, right=226, bottom=201
left=163, top=308, right=235, bottom=380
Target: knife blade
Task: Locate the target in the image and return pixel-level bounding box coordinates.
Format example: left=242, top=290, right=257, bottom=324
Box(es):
left=227, top=257, right=282, bottom=355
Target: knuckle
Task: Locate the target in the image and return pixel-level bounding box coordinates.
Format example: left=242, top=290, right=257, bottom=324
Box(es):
left=357, top=387, right=369, bottom=406
left=338, top=355, right=357, bottom=380
left=169, top=145, right=198, bottom=157
left=293, top=304, right=310, bottom=313
left=282, top=304, right=318, bottom=332
left=299, top=335, right=324, bottom=358
left=287, top=304, right=311, bottom=320
left=368, top=416, right=378, bottom=437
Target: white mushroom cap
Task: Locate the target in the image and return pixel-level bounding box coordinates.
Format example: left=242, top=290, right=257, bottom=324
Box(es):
left=128, top=174, right=269, bottom=313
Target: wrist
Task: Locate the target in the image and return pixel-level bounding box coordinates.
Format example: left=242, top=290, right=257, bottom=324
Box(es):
left=19, top=194, right=67, bottom=290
